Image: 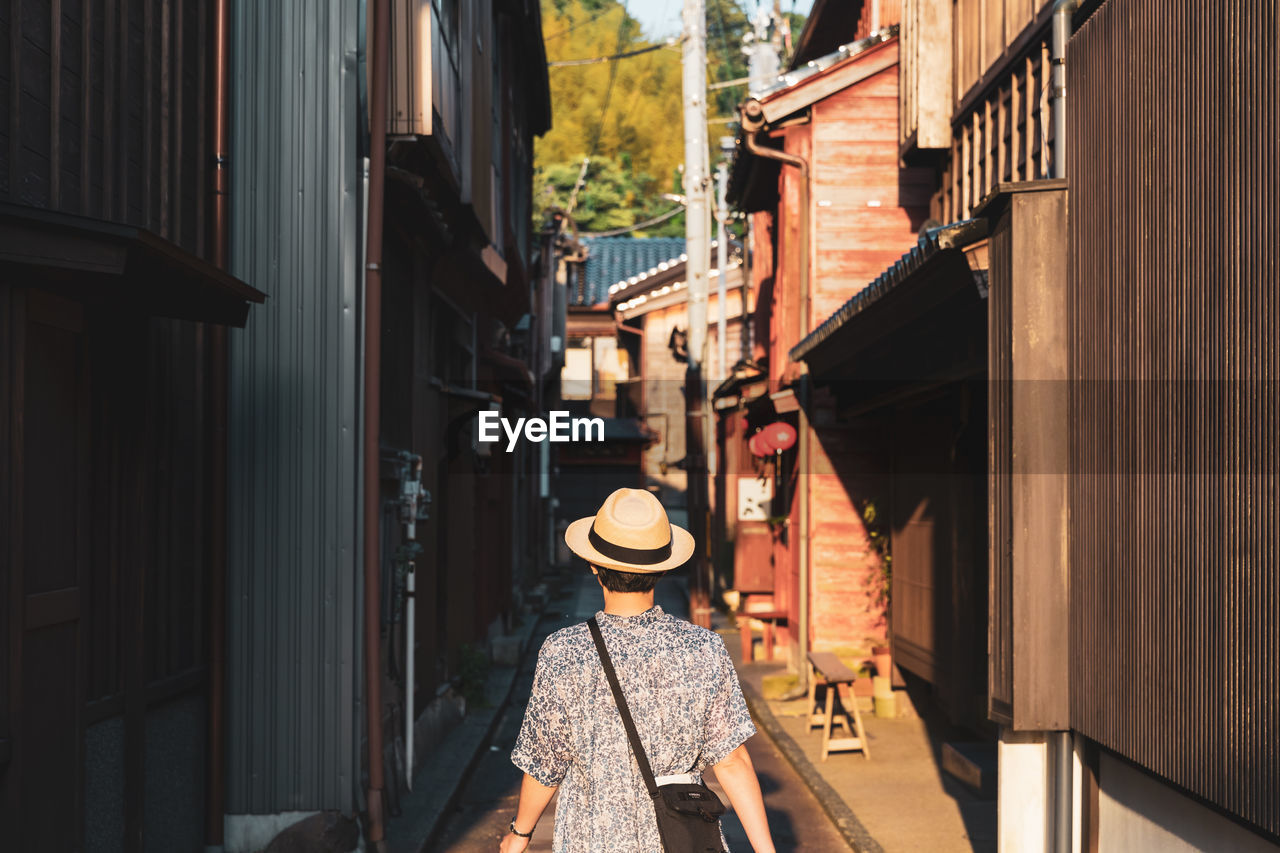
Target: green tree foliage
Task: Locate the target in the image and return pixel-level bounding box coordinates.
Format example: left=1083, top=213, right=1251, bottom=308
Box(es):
left=536, top=156, right=685, bottom=236
left=705, top=0, right=749, bottom=123
left=535, top=0, right=785, bottom=236
left=537, top=0, right=683, bottom=197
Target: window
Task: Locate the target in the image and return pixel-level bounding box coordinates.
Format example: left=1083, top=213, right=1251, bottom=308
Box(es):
left=561, top=342, right=593, bottom=400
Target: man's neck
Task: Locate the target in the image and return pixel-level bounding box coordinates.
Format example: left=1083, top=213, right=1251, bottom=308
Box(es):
left=601, top=589, right=656, bottom=617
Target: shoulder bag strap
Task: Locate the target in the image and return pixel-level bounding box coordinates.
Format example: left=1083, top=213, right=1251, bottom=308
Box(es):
left=587, top=617, right=659, bottom=797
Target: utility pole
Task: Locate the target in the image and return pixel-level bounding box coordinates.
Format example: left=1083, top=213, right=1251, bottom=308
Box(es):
left=681, top=0, right=711, bottom=628
left=715, top=140, right=732, bottom=381
left=744, top=5, right=781, bottom=95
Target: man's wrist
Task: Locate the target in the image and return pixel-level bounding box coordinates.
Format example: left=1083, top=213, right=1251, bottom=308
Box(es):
left=509, top=817, right=534, bottom=838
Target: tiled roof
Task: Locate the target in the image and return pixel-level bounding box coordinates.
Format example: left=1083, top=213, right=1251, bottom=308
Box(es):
left=574, top=237, right=686, bottom=306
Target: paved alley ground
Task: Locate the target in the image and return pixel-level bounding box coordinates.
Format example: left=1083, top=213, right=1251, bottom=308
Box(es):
left=726, top=653, right=997, bottom=853
left=429, top=569, right=852, bottom=852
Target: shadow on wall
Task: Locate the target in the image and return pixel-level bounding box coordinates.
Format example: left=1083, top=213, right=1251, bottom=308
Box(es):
left=811, top=377, right=995, bottom=848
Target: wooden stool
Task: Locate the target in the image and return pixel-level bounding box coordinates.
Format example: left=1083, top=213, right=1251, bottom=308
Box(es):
left=806, top=652, right=870, bottom=761
left=736, top=609, right=786, bottom=662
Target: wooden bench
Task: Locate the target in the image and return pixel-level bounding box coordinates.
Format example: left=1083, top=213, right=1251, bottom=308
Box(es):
left=736, top=608, right=787, bottom=662
left=807, top=651, right=870, bottom=761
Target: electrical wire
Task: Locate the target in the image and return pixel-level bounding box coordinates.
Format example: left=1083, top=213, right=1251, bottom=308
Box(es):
left=548, top=39, right=675, bottom=67
left=579, top=205, right=685, bottom=237
left=614, top=0, right=673, bottom=138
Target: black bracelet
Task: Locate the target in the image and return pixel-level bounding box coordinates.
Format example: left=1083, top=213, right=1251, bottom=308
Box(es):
left=509, top=818, right=534, bottom=838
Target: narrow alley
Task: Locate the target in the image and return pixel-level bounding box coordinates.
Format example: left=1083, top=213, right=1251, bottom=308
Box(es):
left=423, top=569, right=853, bottom=853
left=2, top=0, right=1277, bottom=851
left=408, top=562, right=995, bottom=853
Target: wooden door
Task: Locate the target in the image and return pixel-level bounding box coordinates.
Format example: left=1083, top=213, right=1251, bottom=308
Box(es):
left=889, top=397, right=950, bottom=686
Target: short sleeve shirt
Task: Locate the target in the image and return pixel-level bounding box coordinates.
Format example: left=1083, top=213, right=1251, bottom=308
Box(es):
left=510, top=605, right=757, bottom=852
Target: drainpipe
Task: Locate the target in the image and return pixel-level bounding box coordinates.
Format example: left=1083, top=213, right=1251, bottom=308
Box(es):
left=738, top=97, right=811, bottom=691
left=1051, top=0, right=1082, bottom=179
left=363, top=0, right=389, bottom=846
left=742, top=218, right=753, bottom=362
left=206, top=0, right=230, bottom=846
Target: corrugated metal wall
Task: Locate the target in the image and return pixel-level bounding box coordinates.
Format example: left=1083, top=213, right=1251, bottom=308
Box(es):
left=227, top=0, right=363, bottom=814
left=1069, top=0, right=1279, bottom=837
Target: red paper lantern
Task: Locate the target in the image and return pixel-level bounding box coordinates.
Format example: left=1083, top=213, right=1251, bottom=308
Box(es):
left=760, top=421, right=797, bottom=452
left=747, top=432, right=771, bottom=457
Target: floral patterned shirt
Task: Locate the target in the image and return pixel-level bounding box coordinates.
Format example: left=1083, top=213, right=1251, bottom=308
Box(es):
left=510, top=605, right=757, bottom=852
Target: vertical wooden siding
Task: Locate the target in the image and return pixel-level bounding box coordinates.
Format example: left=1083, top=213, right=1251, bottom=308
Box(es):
left=2, top=286, right=211, bottom=849
left=987, top=208, right=1013, bottom=722
left=0, top=0, right=211, bottom=259
left=1069, top=0, right=1279, bottom=837
left=900, top=0, right=952, bottom=150
left=951, top=0, right=1050, bottom=104
left=984, top=185, right=1070, bottom=731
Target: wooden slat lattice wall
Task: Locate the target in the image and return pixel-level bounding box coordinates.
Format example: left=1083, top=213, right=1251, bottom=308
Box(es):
left=1069, top=0, right=1279, bottom=837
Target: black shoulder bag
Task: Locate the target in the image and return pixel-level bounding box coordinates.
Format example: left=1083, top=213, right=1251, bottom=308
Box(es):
left=588, top=617, right=727, bottom=853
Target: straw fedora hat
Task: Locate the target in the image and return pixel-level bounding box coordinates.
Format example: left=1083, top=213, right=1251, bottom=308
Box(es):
left=564, top=488, right=695, bottom=574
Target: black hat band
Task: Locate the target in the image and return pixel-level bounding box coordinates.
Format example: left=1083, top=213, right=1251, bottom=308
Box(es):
left=588, top=524, right=673, bottom=565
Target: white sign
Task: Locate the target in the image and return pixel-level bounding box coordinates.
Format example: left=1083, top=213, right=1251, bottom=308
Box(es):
left=737, top=477, right=773, bottom=521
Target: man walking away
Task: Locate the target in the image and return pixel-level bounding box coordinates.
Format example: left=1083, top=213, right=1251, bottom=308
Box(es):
left=502, top=488, right=776, bottom=853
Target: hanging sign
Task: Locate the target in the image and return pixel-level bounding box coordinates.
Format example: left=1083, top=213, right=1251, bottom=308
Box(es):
left=737, top=476, right=773, bottom=521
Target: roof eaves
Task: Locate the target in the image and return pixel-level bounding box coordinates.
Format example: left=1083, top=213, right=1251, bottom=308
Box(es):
left=605, top=238, right=740, bottom=305
left=789, top=218, right=989, bottom=362
left=751, top=26, right=899, bottom=103
left=729, top=27, right=898, bottom=208
left=606, top=252, right=689, bottom=304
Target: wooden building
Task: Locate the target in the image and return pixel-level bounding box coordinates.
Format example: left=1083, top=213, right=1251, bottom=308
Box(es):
left=553, top=234, right=748, bottom=579
left=788, top=0, right=1280, bottom=849
left=0, top=0, right=551, bottom=850
left=0, top=1, right=264, bottom=849
left=723, top=1, right=933, bottom=669
left=608, top=242, right=748, bottom=528
left=554, top=237, right=687, bottom=531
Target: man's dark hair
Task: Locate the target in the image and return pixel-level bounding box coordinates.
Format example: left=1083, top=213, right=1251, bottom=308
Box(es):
left=594, top=564, right=664, bottom=593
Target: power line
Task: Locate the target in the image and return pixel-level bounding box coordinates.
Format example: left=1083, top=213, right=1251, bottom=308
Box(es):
left=584, top=14, right=631, bottom=158
left=548, top=39, right=676, bottom=67
left=614, top=0, right=675, bottom=141
left=580, top=205, right=685, bottom=237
